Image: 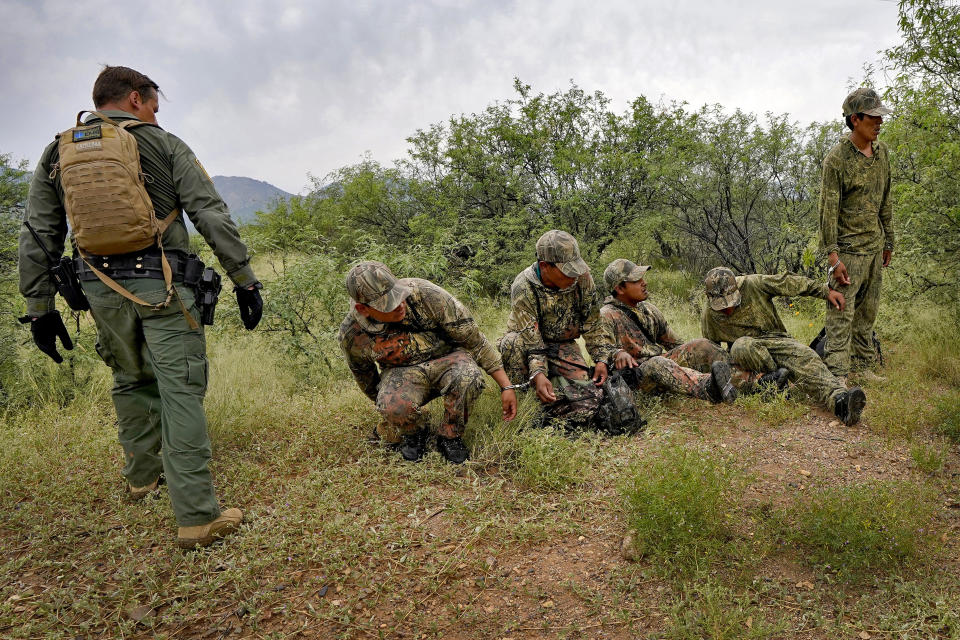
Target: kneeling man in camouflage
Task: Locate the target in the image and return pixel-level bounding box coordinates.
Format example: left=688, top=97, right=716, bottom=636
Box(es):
left=339, top=261, right=517, bottom=463
left=701, top=267, right=866, bottom=425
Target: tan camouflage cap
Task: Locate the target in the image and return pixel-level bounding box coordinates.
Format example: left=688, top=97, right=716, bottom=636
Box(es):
left=345, top=261, right=411, bottom=313
left=704, top=267, right=741, bottom=311
left=536, top=230, right=589, bottom=277
left=842, top=88, right=892, bottom=117
left=603, top=258, right=651, bottom=292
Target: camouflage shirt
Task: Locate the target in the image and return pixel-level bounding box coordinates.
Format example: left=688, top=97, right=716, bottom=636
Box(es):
left=504, top=263, right=618, bottom=378
left=819, top=137, right=894, bottom=256
left=339, top=278, right=503, bottom=401
left=19, top=110, right=257, bottom=315
left=600, top=296, right=683, bottom=361
left=701, top=273, right=828, bottom=345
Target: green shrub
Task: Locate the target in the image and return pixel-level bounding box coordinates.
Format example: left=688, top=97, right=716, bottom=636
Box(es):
left=785, top=480, right=939, bottom=577
left=619, top=443, right=745, bottom=575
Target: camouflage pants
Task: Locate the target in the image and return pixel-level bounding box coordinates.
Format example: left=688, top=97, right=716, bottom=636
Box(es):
left=730, top=335, right=846, bottom=410
left=375, top=350, right=485, bottom=441
left=630, top=355, right=711, bottom=399
left=498, top=332, right=602, bottom=422
left=825, top=251, right=883, bottom=376
left=662, top=338, right=760, bottom=391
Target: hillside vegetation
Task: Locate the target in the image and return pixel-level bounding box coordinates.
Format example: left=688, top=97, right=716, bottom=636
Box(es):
left=1, top=1, right=959, bottom=638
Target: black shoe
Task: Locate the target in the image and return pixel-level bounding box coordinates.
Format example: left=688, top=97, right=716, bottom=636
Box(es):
left=757, top=367, right=789, bottom=391
left=833, top=387, right=867, bottom=426
left=436, top=436, right=470, bottom=464
left=707, top=361, right=738, bottom=404
left=399, top=429, right=428, bottom=462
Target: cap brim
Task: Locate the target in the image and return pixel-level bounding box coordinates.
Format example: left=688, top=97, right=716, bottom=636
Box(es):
left=708, top=289, right=741, bottom=311
left=623, top=264, right=651, bottom=282
left=558, top=257, right=590, bottom=278
left=863, top=105, right=893, bottom=116
left=366, top=284, right=412, bottom=313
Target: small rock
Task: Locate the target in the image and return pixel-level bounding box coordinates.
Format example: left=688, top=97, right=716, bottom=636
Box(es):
left=541, top=599, right=555, bottom=609
left=620, top=535, right=640, bottom=562
left=855, top=465, right=862, bottom=472
left=577, top=535, right=585, bottom=542
left=859, top=632, right=871, bottom=639
left=485, top=556, right=496, bottom=569
left=796, top=580, right=814, bottom=590
left=126, top=604, right=154, bottom=622
left=829, top=420, right=840, bottom=428
left=317, top=586, right=328, bottom=598
left=799, top=469, right=811, bottom=477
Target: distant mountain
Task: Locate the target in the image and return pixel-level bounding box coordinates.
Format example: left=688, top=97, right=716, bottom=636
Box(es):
left=211, top=176, right=293, bottom=224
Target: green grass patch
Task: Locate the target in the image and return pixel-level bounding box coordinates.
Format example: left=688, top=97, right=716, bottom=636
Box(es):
left=735, top=388, right=808, bottom=426
left=782, top=479, right=940, bottom=578
left=619, top=441, right=748, bottom=576
left=662, top=580, right=786, bottom=639
left=910, top=440, right=947, bottom=474
left=934, top=391, right=960, bottom=444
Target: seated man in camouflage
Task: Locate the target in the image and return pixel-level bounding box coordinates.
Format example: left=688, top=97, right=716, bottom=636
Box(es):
left=340, top=261, right=517, bottom=464
left=600, top=259, right=787, bottom=403
left=499, top=230, right=632, bottom=425
left=701, top=267, right=867, bottom=425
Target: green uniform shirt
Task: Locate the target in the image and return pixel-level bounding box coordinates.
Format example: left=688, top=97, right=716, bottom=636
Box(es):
left=504, top=263, right=618, bottom=378
left=600, top=296, right=683, bottom=361
left=19, top=109, right=257, bottom=315
left=339, top=278, right=503, bottom=402
left=818, top=137, right=894, bottom=256
left=701, top=273, right=828, bottom=345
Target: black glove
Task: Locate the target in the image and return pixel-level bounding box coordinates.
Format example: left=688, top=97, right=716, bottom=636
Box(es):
left=235, top=283, right=263, bottom=330
left=18, top=310, right=73, bottom=363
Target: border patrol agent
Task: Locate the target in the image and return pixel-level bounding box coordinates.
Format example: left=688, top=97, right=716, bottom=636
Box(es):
left=18, top=66, right=263, bottom=548
left=340, top=261, right=517, bottom=464
left=499, top=230, right=631, bottom=424
left=819, top=88, right=894, bottom=378
left=701, top=267, right=867, bottom=425
left=600, top=258, right=784, bottom=402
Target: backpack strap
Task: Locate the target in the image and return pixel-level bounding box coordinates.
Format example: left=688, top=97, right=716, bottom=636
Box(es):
left=76, top=110, right=120, bottom=126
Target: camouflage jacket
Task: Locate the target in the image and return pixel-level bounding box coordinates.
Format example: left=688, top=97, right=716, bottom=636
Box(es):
left=600, top=296, right=683, bottom=361
left=701, top=273, right=828, bottom=345
left=504, top=263, right=618, bottom=379
left=818, top=137, right=894, bottom=256
left=19, top=110, right=257, bottom=316
left=339, top=278, right=503, bottom=401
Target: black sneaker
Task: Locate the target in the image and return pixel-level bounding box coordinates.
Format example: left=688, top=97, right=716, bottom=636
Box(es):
left=757, top=367, right=790, bottom=391
left=436, top=436, right=470, bottom=464
left=399, top=429, right=428, bottom=462
left=707, top=361, right=738, bottom=404
left=833, top=387, right=867, bottom=426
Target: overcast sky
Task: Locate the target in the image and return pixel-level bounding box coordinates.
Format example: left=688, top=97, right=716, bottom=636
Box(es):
left=1, top=0, right=902, bottom=195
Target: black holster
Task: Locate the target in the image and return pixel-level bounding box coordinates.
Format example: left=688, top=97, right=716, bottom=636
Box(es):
left=195, top=268, right=222, bottom=326
left=50, top=256, right=90, bottom=312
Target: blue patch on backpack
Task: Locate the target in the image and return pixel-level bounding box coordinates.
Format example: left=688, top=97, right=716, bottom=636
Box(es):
left=73, top=126, right=102, bottom=142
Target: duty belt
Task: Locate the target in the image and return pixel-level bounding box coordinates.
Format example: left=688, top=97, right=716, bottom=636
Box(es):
left=75, top=249, right=204, bottom=286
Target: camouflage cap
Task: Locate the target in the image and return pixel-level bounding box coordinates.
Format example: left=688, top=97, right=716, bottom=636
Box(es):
left=345, top=261, right=412, bottom=313
left=603, top=258, right=651, bottom=292
left=842, top=88, right=892, bottom=117
left=536, top=230, right=589, bottom=277
left=704, top=267, right=741, bottom=311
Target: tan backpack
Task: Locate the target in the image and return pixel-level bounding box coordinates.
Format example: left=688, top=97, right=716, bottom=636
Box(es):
left=54, top=110, right=195, bottom=327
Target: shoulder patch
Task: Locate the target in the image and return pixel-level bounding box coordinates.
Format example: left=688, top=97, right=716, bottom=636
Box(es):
left=194, top=157, right=212, bottom=182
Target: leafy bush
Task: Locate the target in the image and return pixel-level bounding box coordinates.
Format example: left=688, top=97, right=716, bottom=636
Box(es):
left=784, top=480, right=939, bottom=577
left=619, top=443, right=745, bottom=575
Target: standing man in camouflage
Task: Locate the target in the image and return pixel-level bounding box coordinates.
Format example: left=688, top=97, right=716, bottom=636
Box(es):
left=701, top=267, right=867, bottom=425
left=499, top=230, right=631, bottom=425
left=819, top=88, right=894, bottom=380
left=600, top=259, right=785, bottom=402
left=19, top=66, right=263, bottom=548
left=340, top=261, right=517, bottom=464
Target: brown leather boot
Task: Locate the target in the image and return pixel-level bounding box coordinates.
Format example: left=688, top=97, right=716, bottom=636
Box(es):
left=127, top=477, right=160, bottom=501
left=177, top=508, right=244, bottom=549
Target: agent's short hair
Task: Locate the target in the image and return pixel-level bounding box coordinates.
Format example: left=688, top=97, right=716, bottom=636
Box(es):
left=845, top=112, right=865, bottom=131
left=92, top=66, right=160, bottom=108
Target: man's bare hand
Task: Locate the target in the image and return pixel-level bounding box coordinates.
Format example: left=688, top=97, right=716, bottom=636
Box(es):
left=828, top=253, right=851, bottom=286
left=533, top=372, right=557, bottom=403
left=614, top=350, right=637, bottom=370
left=593, top=362, right=609, bottom=386
left=827, top=289, right=846, bottom=311
left=501, top=388, right=517, bottom=421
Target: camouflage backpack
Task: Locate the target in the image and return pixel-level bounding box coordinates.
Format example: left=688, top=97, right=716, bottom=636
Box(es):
left=53, top=110, right=190, bottom=321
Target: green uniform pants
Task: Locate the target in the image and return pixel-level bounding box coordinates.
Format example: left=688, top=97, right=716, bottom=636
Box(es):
left=374, top=350, right=486, bottom=441
left=824, top=251, right=883, bottom=376
left=662, top=338, right=760, bottom=391
left=85, top=278, right=219, bottom=527
left=730, top=335, right=846, bottom=410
